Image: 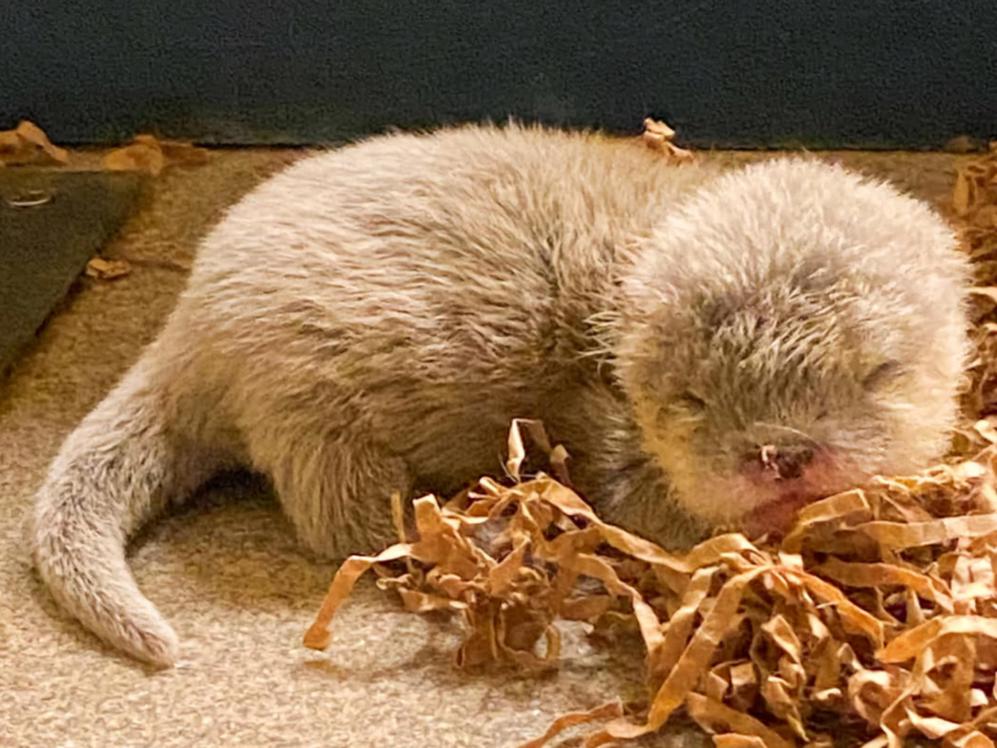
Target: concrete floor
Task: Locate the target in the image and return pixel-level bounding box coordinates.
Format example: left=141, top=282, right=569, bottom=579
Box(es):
left=0, top=147, right=969, bottom=747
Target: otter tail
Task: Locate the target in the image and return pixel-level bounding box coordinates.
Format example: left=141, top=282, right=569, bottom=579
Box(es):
left=31, top=351, right=216, bottom=667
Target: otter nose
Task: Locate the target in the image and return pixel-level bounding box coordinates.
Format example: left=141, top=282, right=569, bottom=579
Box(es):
left=758, top=444, right=814, bottom=481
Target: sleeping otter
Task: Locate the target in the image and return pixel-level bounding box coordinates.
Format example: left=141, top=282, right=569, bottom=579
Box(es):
left=31, top=123, right=970, bottom=667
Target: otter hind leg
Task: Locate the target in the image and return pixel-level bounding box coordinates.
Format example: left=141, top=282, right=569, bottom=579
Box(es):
left=260, top=428, right=414, bottom=559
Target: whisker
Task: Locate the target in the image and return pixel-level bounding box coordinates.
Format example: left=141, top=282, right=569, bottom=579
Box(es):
left=752, top=421, right=821, bottom=446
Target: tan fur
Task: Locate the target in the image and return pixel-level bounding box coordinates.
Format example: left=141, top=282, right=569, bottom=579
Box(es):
left=30, top=123, right=970, bottom=667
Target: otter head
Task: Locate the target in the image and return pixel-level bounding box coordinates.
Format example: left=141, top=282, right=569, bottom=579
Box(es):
left=615, top=158, right=971, bottom=538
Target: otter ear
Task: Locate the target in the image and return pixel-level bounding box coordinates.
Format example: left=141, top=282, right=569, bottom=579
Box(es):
left=862, top=360, right=905, bottom=390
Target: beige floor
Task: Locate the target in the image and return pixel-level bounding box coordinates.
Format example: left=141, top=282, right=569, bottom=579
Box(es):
left=0, top=146, right=968, bottom=748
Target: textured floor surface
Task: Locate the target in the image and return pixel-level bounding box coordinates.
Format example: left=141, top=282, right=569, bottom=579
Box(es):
left=0, top=146, right=969, bottom=748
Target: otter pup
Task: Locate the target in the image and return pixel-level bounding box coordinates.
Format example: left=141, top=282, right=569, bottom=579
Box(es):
left=31, top=124, right=970, bottom=668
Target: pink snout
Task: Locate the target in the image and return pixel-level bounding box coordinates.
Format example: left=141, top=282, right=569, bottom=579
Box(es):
left=737, top=443, right=833, bottom=537
left=741, top=492, right=813, bottom=538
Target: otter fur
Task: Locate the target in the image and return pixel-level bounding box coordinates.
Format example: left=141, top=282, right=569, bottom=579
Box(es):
left=31, top=124, right=970, bottom=667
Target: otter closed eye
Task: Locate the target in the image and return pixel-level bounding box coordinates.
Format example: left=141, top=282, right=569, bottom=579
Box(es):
left=30, top=124, right=970, bottom=667
left=862, top=360, right=906, bottom=390
left=674, top=391, right=708, bottom=412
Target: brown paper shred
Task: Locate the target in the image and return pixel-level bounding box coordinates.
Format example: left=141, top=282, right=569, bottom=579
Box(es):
left=0, top=120, right=69, bottom=166
left=303, top=542, right=414, bottom=649
left=103, top=142, right=166, bottom=175
left=713, top=733, right=768, bottom=748
left=814, top=558, right=953, bottom=611
left=305, top=149, right=997, bottom=747
left=951, top=732, right=995, bottom=748
left=685, top=693, right=795, bottom=748
left=132, top=133, right=210, bottom=165
left=517, top=700, right=623, bottom=748
left=607, top=558, right=761, bottom=738
left=84, top=257, right=132, bottom=280
left=856, top=513, right=997, bottom=549
left=781, top=489, right=871, bottom=551
left=649, top=566, right=717, bottom=681
left=641, top=117, right=696, bottom=163
left=878, top=616, right=997, bottom=664
left=103, top=133, right=208, bottom=175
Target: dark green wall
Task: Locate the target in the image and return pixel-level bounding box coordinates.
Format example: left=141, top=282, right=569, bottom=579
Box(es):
left=3, top=1, right=995, bottom=148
